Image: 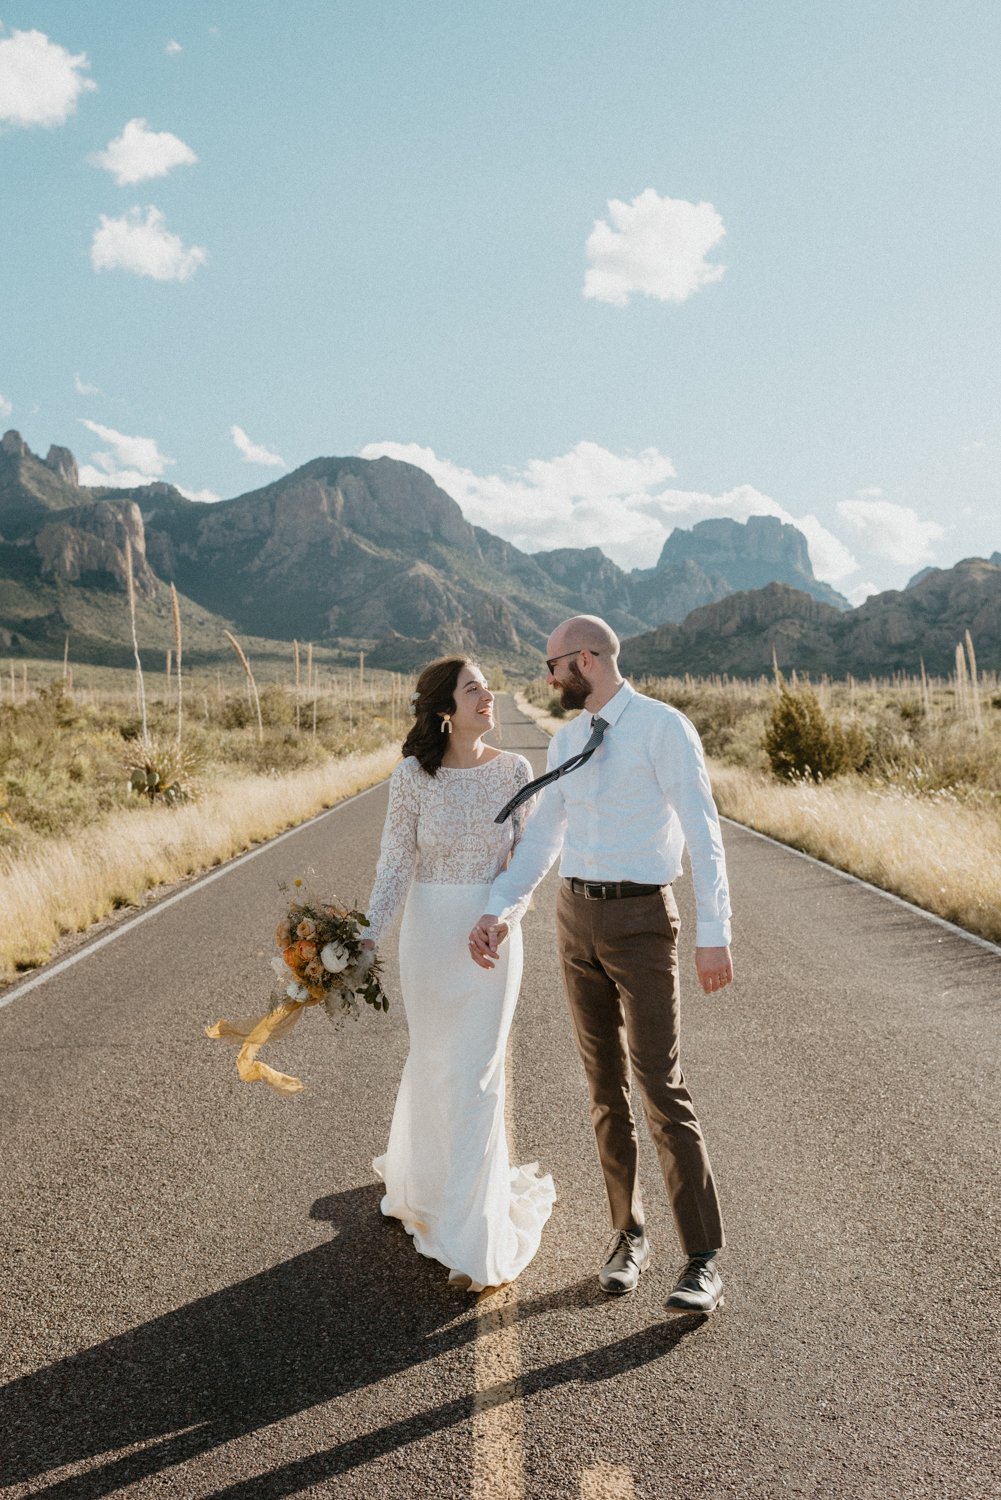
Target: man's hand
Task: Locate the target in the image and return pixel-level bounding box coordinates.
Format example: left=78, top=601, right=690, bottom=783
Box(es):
left=695, top=946, right=733, bottom=996
left=468, top=914, right=509, bottom=969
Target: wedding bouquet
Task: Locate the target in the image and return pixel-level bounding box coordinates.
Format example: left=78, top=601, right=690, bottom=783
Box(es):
left=206, top=878, right=389, bottom=1095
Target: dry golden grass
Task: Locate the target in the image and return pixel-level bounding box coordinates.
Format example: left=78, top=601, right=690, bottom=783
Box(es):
left=710, top=764, right=1001, bottom=944
left=0, top=743, right=399, bottom=979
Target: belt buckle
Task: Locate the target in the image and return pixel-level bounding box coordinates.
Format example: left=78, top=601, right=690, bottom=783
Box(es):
left=583, top=881, right=604, bottom=900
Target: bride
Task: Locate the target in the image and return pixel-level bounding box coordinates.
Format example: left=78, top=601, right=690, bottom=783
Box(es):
left=363, top=656, right=556, bottom=1290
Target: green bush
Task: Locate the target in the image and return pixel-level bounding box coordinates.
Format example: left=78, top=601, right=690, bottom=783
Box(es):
left=764, top=682, right=868, bottom=782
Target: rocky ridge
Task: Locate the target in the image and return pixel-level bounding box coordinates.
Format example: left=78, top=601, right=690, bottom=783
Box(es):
left=0, top=430, right=989, bottom=675
left=620, top=559, right=1001, bottom=677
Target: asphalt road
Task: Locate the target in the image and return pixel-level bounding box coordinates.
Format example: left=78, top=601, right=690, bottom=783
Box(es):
left=1, top=695, right=998, bottom=1500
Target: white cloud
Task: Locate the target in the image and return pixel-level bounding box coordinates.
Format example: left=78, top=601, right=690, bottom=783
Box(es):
left=0, top=26, right=96, bottom=127
left=78, top=464, right=156, bottom=488
left=231, top=425, right=285, bottom=467
left=90, top=206, right=206, bottom=281
left=165, top=40, right=183, bottom=56
left=584, top=190, right=726, bottom=307
left=0, top=394, right=12, bottom=419
left=78, top=419, right=173, bottom=484
left=177, top=484, right=221, bottom=502
left=847, top=580, right=881, bottom=606
left=90, top=117, right=197, bottom=185
left=794, top=514, right=858, bottom=582
left=836, top=497, right=945, bottom=567
left=360, top=439, right=852, bottom=580
left=74, top=373, right=101, bottom=396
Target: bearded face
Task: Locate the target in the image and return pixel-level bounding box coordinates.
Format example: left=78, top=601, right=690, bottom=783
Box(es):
left=558, top=660, right=592, bottom=711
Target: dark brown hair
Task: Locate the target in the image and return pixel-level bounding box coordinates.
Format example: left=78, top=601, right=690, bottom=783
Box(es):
left=402, top=656, right=475, bottom=776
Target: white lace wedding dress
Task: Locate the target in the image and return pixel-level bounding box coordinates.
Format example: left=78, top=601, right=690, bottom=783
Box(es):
left=366, top=750, right=556, bottom=1290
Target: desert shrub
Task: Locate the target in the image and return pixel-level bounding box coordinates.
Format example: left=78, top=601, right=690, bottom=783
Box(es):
left=124, top=735, right=200, bottom=804
left=218, top=684, right=295, bottom=730
left=764, top=681, right=868, bottom=781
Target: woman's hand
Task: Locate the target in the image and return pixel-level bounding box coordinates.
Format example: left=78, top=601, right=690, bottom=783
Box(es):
left=468, top=915, right=509, bottom=969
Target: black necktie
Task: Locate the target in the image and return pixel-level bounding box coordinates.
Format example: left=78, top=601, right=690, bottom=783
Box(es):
left=495, top=716, right=608, bottom=824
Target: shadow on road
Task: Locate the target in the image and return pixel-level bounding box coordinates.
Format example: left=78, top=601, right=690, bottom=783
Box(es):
left=2, top=1185, right=701, bottom=1498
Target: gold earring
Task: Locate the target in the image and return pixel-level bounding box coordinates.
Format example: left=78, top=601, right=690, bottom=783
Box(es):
left=440, top=713, right=452, bottom=734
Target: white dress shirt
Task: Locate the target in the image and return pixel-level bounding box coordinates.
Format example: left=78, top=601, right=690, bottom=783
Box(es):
left=487, top=680, right=732, bottom=947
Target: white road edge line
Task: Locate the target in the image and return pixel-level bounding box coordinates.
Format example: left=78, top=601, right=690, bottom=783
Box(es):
left=723, top=815, right=1001, bottom=958
left=0, top=780, right=388, bottom=1013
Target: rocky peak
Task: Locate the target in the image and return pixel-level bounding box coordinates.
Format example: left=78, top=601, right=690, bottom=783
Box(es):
left=2, top=429, right=30, bottom=459
left=34, top=498, right=158, bottom=597
left=658, top=514, right=812, bottom=572
left=44, top=445, right=79, bottom=486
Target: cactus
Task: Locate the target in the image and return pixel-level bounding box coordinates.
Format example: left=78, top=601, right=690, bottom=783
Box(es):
left=125, top=736, right=199, bottom=805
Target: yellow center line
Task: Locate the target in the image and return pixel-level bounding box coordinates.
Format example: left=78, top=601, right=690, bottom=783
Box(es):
left=472, top=1281, right=524, bottom=1498
left=472, top=1030, right=525, bottom=1499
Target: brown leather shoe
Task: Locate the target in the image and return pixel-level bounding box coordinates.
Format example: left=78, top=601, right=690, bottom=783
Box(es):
left=598, top=1228, right=651, bottom=1295
left=665, top=1253, right=724, bottom=1314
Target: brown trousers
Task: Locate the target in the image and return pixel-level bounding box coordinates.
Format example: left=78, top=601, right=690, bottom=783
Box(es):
left=556, top=881, right=725, bottom=1255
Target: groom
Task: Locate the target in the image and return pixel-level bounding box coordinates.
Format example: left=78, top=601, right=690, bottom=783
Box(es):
left=468, top=615, right=733, bottom=1315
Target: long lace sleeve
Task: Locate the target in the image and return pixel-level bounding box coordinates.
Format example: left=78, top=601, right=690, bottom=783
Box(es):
left=501, top=755, right=542, bottom=927
left=365, top=760, right=419, bottom=944
left=510, top=756, right=536, bottom=849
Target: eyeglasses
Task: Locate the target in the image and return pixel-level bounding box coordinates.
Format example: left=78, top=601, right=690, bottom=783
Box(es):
left=545, top=648, right=600, bottom=674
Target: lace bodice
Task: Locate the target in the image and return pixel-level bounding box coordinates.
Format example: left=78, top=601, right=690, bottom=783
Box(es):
left=365, top=752, right=535, bottom=943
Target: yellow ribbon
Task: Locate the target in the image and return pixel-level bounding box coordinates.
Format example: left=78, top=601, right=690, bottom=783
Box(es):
left=205, top=995, right=325, bottom=1094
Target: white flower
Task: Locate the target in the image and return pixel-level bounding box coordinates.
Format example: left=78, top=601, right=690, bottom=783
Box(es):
left=320, top=942, right=349, bottom=974
left=286, top=980, right=309, bottom=1000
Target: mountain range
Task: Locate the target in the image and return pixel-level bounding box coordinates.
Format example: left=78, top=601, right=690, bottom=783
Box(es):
left=620, top=559, right=1001, bottom=678
left=0, top=428, right=997, bottom=677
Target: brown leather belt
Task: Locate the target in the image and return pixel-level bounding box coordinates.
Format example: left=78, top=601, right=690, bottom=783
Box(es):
left=565, top=878, right=664, bottom=900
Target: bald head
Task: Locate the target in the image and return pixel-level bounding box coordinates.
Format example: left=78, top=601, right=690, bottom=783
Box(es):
left=548, top=615, right=620, bottom=660
left=545, top=614, right=623, bottom=712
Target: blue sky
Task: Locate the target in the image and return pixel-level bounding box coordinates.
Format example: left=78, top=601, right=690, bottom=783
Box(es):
left=2, top=1, right=999, bottom=601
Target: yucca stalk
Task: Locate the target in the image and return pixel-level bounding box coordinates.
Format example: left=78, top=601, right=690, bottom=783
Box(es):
left=919, top=658, right=932, bottom=719
left=224, top=630, right=263, bottom=742
left=171, top=583, right=184, bottom=745
left=62, top=632, right=70, bottom=683
left=954, top=642, right=968, bottom=718
left=125, top=538, right=149, bottom=748
left=293, top=639, right=301, bottom=734
left=964, top=630, right=982, bottom=733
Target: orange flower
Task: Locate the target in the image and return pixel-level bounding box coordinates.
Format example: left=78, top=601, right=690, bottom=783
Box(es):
left=296, top=939, right=318, bottom=963
left=276, top=920, right=293, bottom=947
left=296, top=918, right=317, bottom=939
left=283, top=944, right=303, bottom=971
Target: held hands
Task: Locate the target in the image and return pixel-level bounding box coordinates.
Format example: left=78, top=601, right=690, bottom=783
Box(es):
left=468, top=914, right=509, bottom=969
left=695, top=946, right=733, bottom=996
